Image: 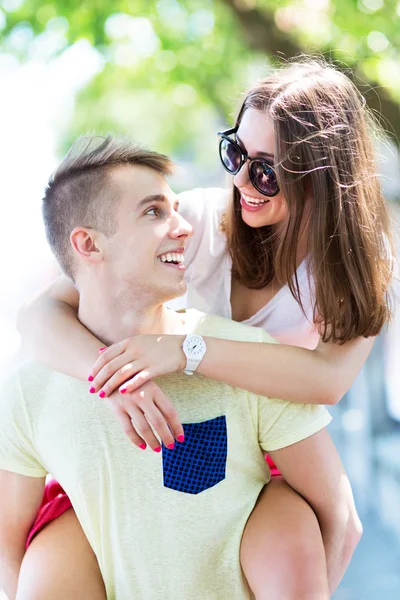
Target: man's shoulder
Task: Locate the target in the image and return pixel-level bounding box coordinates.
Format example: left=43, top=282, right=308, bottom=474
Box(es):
left=1, top=360, right=46, bottom=390
left=1, top=360, right=81, bottom=405
left=186, top=309, right=277, bottom=344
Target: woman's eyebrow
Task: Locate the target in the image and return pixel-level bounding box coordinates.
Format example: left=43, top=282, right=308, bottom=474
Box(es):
left=236, top=134, right=274, bottom=160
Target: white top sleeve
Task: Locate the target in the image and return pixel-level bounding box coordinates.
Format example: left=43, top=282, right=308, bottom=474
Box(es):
left=176, top=188, right=233, bottom=316
left=178, top=187, right=230, bottom=280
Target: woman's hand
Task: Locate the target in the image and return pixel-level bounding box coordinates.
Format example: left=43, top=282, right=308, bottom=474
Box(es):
left=105, top=380, right=185, bottom=451
left=88, top=334, right=186, bottom=397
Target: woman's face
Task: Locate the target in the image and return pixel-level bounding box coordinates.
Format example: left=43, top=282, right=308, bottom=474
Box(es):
left=234, top=108, right=288, bottom=229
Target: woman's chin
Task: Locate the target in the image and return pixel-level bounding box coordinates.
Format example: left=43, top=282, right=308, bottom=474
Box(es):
left=241, top=207, right=275, bottom=228
left=240, top=202, right=288, bottom=229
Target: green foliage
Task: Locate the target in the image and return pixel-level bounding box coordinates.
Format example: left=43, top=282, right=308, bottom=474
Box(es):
left=1, top=0, right=400, bottom=165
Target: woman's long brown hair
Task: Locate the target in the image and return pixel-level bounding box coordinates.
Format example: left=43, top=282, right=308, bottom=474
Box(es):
left=225, top=57, right=396, bottom=343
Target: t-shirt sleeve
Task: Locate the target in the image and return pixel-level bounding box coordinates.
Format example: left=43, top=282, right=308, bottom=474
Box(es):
left=254, top=328, right=332, bottom=452
left=0, top=373, right=47, bottom=477
left=177, top=187, right=230, bottom=280
left=257, top=396, right=332, bottom=452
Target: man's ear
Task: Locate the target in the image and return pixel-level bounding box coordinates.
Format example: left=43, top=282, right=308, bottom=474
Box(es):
left=70, top=227, right=103, bottom=265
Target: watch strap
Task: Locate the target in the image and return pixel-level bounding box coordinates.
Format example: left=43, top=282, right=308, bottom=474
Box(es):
left=183, top=357, right=199, bottom=375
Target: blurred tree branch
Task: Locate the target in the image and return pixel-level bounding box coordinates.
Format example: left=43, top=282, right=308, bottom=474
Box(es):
left=2, top=0, right=400, bottom=157
left=220, top=0, right=400, bottom=143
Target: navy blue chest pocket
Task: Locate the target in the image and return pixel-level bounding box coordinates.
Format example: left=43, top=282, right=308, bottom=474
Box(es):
left=162, top=415, right=227, bottom=495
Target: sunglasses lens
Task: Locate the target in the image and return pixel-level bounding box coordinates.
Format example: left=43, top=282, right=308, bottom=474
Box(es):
left=219, top=138, right=242, bottom=173
left=250, top=161, right=279, bottom=196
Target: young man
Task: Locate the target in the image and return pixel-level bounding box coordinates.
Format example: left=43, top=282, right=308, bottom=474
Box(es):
left=0, top=136, right=359, bottom=600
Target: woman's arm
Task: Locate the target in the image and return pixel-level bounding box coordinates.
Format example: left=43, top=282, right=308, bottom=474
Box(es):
left=17, top=275, right=101, bottom=380
left=197, top=334, right=374, bottom=405
left=89, top=332, right=374, bottom=405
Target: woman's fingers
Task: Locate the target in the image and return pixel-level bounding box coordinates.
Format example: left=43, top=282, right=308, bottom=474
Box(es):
left=88, top=335, right=186, bottom=398
left=110, top=405, right=147, bottom=449
left=101, top=382, right=183, bottom=451
left=89, top=340, right=130, bottom=381
left=127, top=405, right=162, bottom=451
left=127, top=402, right=175, bottom=451
left=93, top=359, right=144, bottom=397
left=153, top=387, right=185, bottom=443
left=135, top=387, right=176, bottom=449
left=125, top=383, right=183, bottom=448
left=121, top=382, right=185, bottom=444
left=89, top=334, right=185, bottom=388
left=117, top=369, right=152, bottom=395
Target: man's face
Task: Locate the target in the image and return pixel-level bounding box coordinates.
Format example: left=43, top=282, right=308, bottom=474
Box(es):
left=101, top=165, right=193, bottom=306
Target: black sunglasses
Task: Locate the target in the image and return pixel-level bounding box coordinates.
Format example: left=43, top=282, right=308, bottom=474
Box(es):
left=218, top=127, right=280, bottom=197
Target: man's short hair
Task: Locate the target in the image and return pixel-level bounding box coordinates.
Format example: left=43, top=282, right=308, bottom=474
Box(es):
left=42, top=135, right=174, bottom=280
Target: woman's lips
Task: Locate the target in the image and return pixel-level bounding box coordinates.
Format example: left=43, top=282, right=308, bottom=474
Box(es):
left=240, top=195, right=270, bottom=212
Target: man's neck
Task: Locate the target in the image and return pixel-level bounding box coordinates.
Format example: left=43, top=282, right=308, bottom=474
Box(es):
left=78, top=291, right=186, bottom=346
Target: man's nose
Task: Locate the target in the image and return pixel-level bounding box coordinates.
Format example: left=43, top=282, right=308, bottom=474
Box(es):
left=170, top=211, right=193, bottom=239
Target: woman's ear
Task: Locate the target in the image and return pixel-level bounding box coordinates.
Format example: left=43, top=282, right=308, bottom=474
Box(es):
left=70, top=227, right=103, bottom=265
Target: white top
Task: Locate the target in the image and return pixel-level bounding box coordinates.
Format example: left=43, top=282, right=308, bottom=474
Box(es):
left=179, top=187, right=320, bottom=350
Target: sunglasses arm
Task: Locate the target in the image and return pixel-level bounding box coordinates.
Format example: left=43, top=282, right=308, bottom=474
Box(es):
left=218, top=127, right=238, bottom=136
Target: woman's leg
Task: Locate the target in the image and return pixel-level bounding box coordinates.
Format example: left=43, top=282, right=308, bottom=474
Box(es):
left=16, top=508, right=106, bottom=600
left=240, top=477, right=329, bottom=600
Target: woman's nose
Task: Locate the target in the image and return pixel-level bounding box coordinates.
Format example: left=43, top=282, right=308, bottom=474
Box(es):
left=233, top=161, right=250, bottom=189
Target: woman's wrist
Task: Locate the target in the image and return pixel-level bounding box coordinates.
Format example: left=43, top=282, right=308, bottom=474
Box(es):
left=171, top=335, right=187, bottom=372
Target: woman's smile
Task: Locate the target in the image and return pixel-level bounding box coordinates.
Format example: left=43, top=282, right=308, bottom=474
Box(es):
left=240, top=192, right=270, bottom=212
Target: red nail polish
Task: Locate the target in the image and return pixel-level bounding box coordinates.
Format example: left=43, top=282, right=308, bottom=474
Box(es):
left=99, top=390, right=106, bottom=398
left=139, top=443, right=147, bottom=450
left=177, top=434, right=185, bottom=443
left=167, top=443, right=175, bottom=450
left=89, top=386, right=96, bottom=394
left=88, top=375, right=94, bottom=382
left=120, top=387, right=127, bottom=394
left=99, top=347, right=106, bottom=353
left=153, top=446, right=161, bottom=453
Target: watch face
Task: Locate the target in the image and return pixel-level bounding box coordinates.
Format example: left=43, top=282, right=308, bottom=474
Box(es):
left=185, top=336, right=206, bottom=356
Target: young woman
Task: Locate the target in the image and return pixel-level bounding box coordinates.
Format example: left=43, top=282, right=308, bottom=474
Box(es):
left=17, top=57, right=394, bottom=599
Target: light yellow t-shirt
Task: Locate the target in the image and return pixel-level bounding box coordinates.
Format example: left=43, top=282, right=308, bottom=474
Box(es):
left=0, top=310, right=331, bottom=600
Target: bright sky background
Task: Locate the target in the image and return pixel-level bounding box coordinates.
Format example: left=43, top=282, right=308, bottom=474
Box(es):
left=0, top=38, right=103, bottom=376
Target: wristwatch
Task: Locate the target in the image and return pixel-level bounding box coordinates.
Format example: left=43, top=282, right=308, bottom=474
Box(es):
left=182, top=334, right=207, bottom=375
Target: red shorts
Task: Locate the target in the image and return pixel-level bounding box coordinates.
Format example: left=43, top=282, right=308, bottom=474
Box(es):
left=27, top=457, right=280, bottom=548
left=266, top=455, right=281, bottom=478
left=26, top=479, right=72, bottom=549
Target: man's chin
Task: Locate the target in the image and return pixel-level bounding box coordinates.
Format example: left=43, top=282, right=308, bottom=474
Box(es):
left=160, top=279, right=187, bottom=304
left=173, top=279, right=187, bottom=298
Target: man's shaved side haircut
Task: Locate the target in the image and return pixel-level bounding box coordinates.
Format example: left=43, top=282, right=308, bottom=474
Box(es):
left=42, top=135, right=174, bottom=280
